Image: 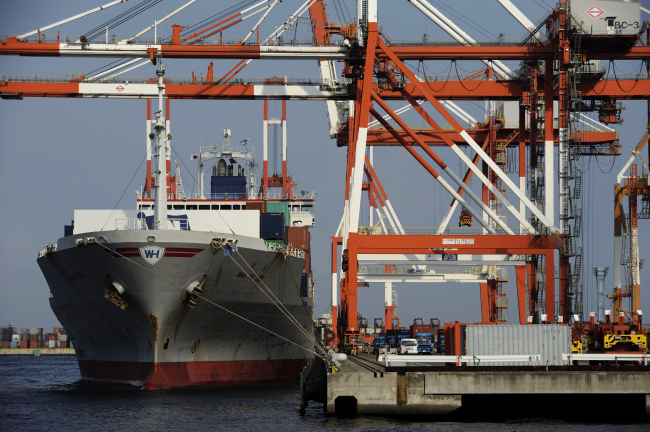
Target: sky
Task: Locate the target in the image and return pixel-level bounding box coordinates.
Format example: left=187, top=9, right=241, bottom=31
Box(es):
left=0, top=0, right=649, bottom=332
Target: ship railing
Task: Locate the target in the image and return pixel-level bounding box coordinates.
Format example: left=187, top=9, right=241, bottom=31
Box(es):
left=114, top=218, right=189, bottom=231
left=265, top=242, right=306, bottom=259
left=167, top=192, right=315, bottom=201
left=38, top=243, right=57, bottom=258
left=173, top=193, right=249, bottom=201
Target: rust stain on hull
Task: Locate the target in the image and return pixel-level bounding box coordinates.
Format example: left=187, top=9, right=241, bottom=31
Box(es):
left=150, top=313, right=158, bottom=345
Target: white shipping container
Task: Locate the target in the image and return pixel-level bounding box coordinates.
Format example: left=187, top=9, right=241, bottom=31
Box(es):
left=59, top=334, right=68, bottom=341
left=465, top=324, right=571, bottom=366
left=11, top=334, right=19, bottom=342
left=47, top=340, right=56, bottom=349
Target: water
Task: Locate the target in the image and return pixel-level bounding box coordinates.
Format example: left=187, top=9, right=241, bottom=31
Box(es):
left=0, top=356, right=647, bottom=431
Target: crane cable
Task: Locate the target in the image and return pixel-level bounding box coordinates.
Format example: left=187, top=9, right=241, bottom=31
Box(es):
left=179, top=0, right=262, bottom=38
left=84, top=0, right=163, bottom=41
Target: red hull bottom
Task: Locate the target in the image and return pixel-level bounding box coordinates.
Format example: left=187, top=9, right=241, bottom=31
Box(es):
left=78, top=358, right=312, bottom=390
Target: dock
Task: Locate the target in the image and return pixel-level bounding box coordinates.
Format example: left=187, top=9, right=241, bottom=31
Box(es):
left=0, top=348, right=75, bottom=356
left=308, top=353, right=650, bottom=418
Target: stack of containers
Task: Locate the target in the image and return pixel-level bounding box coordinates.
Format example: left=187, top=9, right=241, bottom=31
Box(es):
left=285, top=226, right=311, bottom=273
left=59, top=333, right=69, bottom=349
left=266, top=202, right=291, bottom=226
left=285, top=226, right=311, bottom=297
left=54, top=327, right=68, bottom=348
left=10, top=333, right=19, bottom=349
left=20, top=330, right=29, bottom=348
left=1, top=327, right=13, bottom=348
left=28, top=328, right=43, bottom=348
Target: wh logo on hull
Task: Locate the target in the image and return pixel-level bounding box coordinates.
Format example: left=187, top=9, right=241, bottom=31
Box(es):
left=140, top=246, right=165, bottom=265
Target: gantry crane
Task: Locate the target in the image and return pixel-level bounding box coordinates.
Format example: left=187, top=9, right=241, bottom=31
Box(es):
left=1, top=1, right=649, bottom=351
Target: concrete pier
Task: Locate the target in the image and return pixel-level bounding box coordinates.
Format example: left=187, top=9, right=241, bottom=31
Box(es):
left=322, top=355, right=650, bottom=417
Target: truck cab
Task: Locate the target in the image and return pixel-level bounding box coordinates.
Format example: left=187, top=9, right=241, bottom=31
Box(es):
left=415, top=332, right=433, bottom=354
left=400, top=338, right=418, bottom=355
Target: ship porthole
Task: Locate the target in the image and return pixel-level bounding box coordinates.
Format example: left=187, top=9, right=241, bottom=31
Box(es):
left=147, top=235, right=156, bottom=242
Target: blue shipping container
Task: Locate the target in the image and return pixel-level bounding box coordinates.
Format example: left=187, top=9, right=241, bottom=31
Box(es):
left=9, top=341, right=18, bottom=349
left=300, top=273, right=309, bottom=297
left=260, top=213, right=285, bottom=240
left=210, top=175, right=247, bottom=199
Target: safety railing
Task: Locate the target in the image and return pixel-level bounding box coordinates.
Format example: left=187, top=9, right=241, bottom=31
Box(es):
left=358, top=267, right=487, bottom=276
left=356, top=226, right=541, bottom=236
left=38, top=243, right=57, bottom=258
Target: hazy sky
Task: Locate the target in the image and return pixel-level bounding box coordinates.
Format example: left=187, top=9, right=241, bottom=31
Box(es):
left=1, top=0, right=648, bottom=331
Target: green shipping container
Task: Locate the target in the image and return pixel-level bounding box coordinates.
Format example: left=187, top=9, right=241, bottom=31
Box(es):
left=264, top=239, right=285, bottom=248
left=266, top=202, right=291, bottom=226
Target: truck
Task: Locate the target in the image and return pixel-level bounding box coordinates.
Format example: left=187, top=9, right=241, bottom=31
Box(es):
left=384, top=328, right=410, bottom=355
left=372, top=332, right=386, bottom=355
left=410, top=318, right=434, bottom=354
left=399, top=338, right=418, bottom=355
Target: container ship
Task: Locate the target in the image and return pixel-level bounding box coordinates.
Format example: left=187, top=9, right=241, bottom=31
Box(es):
left=36, top=71, right=316, bottom=389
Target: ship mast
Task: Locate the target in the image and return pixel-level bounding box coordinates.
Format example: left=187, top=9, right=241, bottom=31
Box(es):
left=153, top=64, right=168, bottom=229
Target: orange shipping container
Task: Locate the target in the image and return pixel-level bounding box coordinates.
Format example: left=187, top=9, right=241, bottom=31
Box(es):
left=285, top=226, right=310, bottom=251
left=60, top=341, right=69, bottom=349
left=245, top=201, right=266, bottom=213
left=19, top=340, right=27, bottom=348
left=303, top=252, right=311, bottom=274
left=1, top=341, right=9, bottom=349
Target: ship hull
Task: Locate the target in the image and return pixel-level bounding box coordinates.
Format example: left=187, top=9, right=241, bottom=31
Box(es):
left=37, top=229, right=314, bottom=389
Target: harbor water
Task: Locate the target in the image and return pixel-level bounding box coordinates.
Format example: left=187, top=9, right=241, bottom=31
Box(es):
left=0, top=355, right=647, bottom=431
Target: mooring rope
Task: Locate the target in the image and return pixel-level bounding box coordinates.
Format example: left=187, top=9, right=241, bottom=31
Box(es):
left=92, top=240, right=326, bottom=359
left=212, top=240, right=327, bottom=356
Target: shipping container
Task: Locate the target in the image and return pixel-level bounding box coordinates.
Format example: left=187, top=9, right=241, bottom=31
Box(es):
left=59, top=334, right=68, bottom=342
left=410, top=324, right=431, bottom=338
left=285, top=226, right=310, bottom=251
left=11, top=334, right=19, bottom=342
left=47, top=340, right=57, bottom=349
left=465, top=324, right=571, bottom=366
left=300, top=273, right=309, bottom=297
left=60, top=341, right=69, bottom=349
left=9, top=341, right=18, bottom=349
left=2, top=341, right=10, bottom=348
left=266, top=202, right=289, bottom=223
left=19, top=340, right=27, bottom=348
left=29, top=340, right=41, bottom=348
left=260, top=213, right=285, bottom=240
left=246, top=201, right=266, bottom=213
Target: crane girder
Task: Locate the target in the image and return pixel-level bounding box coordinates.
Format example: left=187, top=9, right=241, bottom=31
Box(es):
left=2, top=78, right=649, bottom=100
left=3, top=38, right=650, bottom=60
